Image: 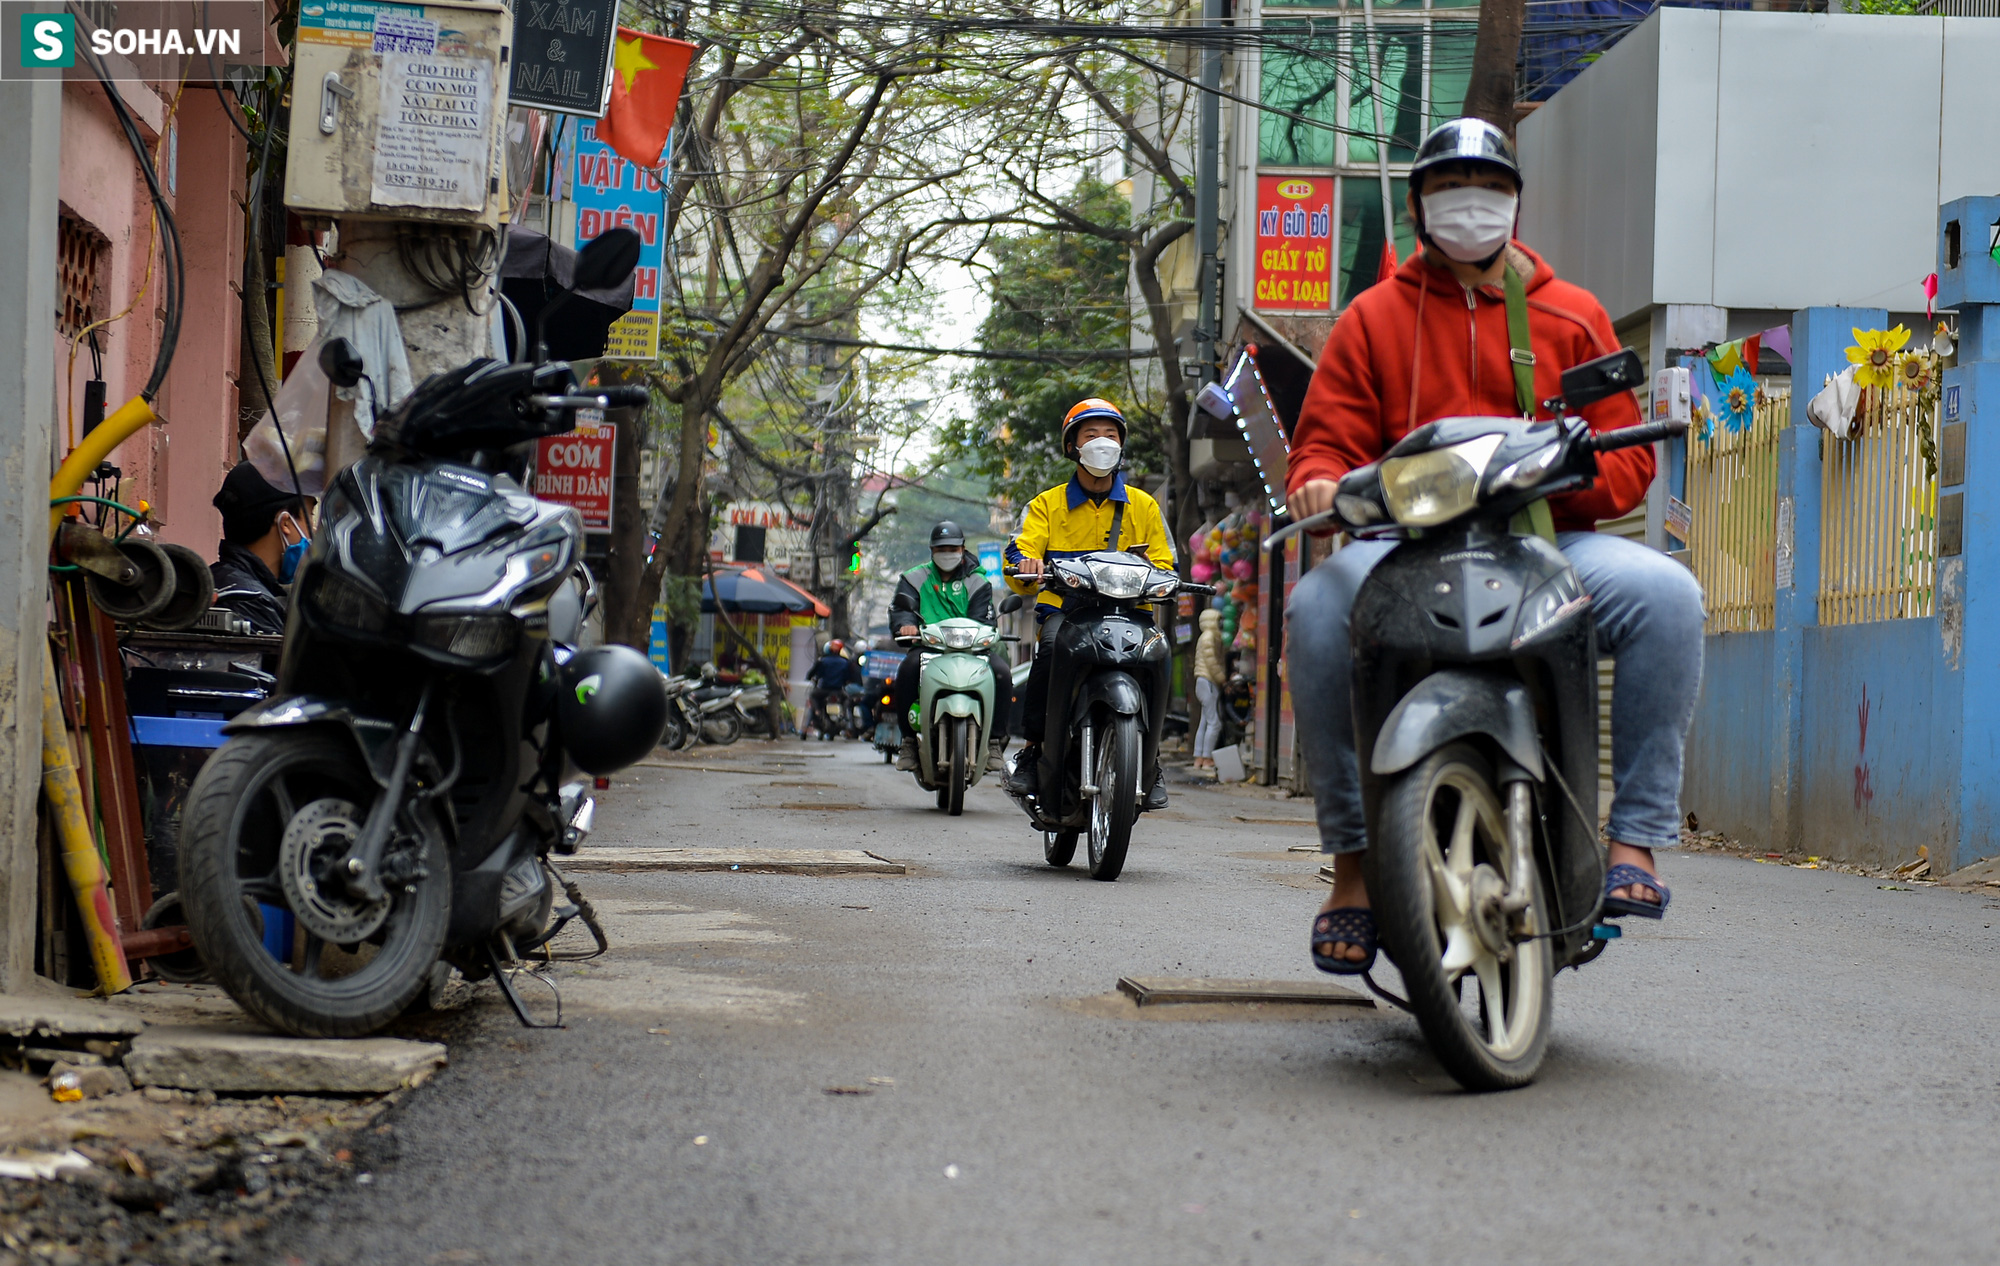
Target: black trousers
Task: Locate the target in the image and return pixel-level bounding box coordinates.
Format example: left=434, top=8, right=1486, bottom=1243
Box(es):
left=893, top=650, right=1012, bottom=743
left=1019, top=612, right=1064, bottom=740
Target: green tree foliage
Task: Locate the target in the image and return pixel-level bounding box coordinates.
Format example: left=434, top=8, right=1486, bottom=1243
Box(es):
left=940, top=179, right=1156, bottom=513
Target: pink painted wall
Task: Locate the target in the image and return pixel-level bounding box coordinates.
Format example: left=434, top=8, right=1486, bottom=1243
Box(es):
left=55, top=79, right=243, bottom=559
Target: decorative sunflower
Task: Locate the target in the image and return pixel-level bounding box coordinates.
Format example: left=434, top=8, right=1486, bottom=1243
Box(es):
left=1691, top=401, right=1714, bottom=442
left=1847, top=325, right=1912, bottom=391
left=1899, top=352, right=1933, bottom=396
left=1719, top=366, right=1756, bottom=433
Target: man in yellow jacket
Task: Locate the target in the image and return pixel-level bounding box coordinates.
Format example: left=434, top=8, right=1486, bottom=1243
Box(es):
left=1005, top=398, right=1177, bottom=807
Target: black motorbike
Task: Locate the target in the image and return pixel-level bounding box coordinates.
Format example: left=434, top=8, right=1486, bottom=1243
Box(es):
left=1001, top=562, right=1214, bottom=880
left=180, top=230, right=666, bottom=1037
left=1268, top=348, right=1676, bottom=1090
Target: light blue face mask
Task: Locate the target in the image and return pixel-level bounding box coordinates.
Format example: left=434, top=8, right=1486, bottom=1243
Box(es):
left=278, top=515, right=310, bottom=584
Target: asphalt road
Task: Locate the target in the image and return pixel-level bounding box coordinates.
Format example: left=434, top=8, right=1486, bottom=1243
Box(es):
left=272, top=740, right=2000, bottom=1265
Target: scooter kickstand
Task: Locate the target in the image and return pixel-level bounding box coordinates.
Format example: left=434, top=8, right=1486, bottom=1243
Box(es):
left=485, top=937, right=565, bottom=1029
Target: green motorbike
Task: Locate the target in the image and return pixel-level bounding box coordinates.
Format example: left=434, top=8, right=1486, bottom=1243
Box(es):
left=901, top=617, right=1003, bottom=816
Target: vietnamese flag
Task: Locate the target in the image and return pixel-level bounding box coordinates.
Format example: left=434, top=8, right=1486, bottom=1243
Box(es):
left=595, top=28, right=699, bottom=169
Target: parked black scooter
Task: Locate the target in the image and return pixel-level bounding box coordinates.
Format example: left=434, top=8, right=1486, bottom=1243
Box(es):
left=1001, top=563, right=1214, bottom=880
left=179, top=231, right=666, bottom=1038
left=1267, top=348, right=1675, bottom=1090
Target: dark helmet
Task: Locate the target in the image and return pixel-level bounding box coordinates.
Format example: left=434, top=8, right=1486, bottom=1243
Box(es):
left=556, top=644, right=668, bottom=775
left=1061, top=397, right=1127, bottom=456
left=930, top=521, right=966, bottom=549
left=1409, top=118, right=1522, bottom=196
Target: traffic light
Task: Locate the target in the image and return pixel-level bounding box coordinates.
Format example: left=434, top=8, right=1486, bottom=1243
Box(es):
left=845, top=540, right=864, bottom=573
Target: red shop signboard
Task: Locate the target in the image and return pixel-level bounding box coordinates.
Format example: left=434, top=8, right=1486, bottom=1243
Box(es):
left=532, top=418, right=616, bottom=531
left=1254, top=175, right=1332, bottom=311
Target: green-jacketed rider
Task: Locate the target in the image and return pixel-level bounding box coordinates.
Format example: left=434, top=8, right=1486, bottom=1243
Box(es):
left=888, top=521, right=1011, bottom=772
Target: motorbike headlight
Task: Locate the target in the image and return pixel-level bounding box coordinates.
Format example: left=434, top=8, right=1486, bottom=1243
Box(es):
left=415, top=613, right=520, bottom=660
left=1510, top=570, right=1591, bottom=650
left=1084, top=560, right=1150, bottom=599
left=1379, top=434, right=1506, bottom=528
left=309, top=570, right=390, bottom=635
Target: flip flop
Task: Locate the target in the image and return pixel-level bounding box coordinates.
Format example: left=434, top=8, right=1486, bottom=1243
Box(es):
left=1311, top=907, right=1378, bottom=976
left=1601, top=862, right=1671, bottom=920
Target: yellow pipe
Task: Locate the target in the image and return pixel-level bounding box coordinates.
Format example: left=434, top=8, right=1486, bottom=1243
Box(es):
left=39, top=653, right=132, bottom=995
left=48, top=395, right=158, bottom=536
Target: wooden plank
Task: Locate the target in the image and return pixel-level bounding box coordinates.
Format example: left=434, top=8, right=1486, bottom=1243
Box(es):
left=1115, top=976, right=1371, bottom=1007
left=59, top=580, right=153, bottom=946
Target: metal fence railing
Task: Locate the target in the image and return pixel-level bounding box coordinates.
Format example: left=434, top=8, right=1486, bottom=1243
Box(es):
left=1685, top=388, right=1786, bottom=633
left=1818, top=381, right=1938, bottom=626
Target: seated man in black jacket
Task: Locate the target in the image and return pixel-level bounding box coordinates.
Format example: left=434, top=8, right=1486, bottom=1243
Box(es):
left=210, top=462, right=311, bottom=635
left=889, top=521, right=1010, bottom=773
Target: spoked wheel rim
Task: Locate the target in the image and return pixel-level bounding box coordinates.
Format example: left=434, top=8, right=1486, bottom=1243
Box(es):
left=1413, top=761, right=1548, bottom=1065
left=214, top=740, right=439, bottom=1002
left=1087, top=725, right=1112, bottom=867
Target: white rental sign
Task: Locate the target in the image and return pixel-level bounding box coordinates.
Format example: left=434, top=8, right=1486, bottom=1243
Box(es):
left=371, top=53, right=493, bottom=210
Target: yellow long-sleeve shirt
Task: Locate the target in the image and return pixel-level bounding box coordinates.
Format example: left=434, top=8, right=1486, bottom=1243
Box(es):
left=1005, top=473, right=1176, bottom=616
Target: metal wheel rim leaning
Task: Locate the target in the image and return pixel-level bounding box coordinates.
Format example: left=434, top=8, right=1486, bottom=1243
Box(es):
left=1414, top=761, right=1548, bottom=1064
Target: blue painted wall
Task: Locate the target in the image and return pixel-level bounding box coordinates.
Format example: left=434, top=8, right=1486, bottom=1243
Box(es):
left=1684, top=631, right=1778, bottom=848
left=1799, top=620, right=1961, bottom=869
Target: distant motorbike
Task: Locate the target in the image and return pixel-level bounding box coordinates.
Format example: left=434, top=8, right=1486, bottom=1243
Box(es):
left=1266, top=347, right=1677, bottom=1091
left=736, top=680, right=775, bottom=739
left=897, top=617, right=1007, bottom=816
left=660, top=666, right=741, bottom=747
left=1002, top=562, right=1212, bottom=880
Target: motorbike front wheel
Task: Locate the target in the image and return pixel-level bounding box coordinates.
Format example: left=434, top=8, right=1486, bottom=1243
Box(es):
left=1368, top=742, right=1553, bottom=1092
left=660, top=707, right=687, bottom=751
left=941, top=716, right=969, bottom=816
left=1086, top=713, right=1139, bottom=881
left=179, top=730, right=451, bottom=1038
left=702, top=710, right=743, bottom=746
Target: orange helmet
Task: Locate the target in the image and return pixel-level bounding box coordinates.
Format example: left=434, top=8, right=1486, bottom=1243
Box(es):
left=1061, top=398, right=1127, bottom=456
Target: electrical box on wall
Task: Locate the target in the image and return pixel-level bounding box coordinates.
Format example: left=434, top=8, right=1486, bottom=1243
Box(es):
left=285, top=0, right=511, bottom=227
left=1652, top=366, right=1691, bottom=428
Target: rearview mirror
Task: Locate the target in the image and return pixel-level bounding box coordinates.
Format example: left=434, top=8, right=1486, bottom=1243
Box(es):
left=1558, top=349, right=1645, bottom=411
left=999, top=593, right=1025, bottom=615
left=574, top=227, right=642, bottom=292
left=318, top=337, right=366, bottom=389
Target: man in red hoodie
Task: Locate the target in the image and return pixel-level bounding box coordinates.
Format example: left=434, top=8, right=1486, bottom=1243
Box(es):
left=1286, top=118, right=1705, bottom=975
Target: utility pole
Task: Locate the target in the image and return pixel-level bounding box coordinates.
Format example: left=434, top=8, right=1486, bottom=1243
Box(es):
left=1194, top=0, right=1224, bottom=387
left=1359, top=0, right=1398, bottom=256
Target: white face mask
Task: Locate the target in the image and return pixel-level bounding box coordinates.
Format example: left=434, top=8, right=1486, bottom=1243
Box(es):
left=1420, top=186, right=1519, bottom=264
left=932, top=549, right=964, bottom=573
left=1077, top=437, right=1123, bottom=478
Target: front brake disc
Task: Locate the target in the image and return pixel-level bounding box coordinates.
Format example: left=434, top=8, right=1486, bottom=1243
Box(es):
left=279, top=798, right=392, bottom=943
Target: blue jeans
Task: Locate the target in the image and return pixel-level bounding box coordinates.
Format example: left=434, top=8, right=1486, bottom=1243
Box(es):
left=1287, top=531, right=1705, bottom=854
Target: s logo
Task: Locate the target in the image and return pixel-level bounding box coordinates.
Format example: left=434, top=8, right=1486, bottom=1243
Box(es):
left=574, top=673, right=602, bottom=704
left=21, top=15, right=75, bottom=67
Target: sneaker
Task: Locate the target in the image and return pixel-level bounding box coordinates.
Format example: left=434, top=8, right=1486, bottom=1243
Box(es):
left=1142, top=769, right=1169, bottom=811
left=895, top=739, right=920, bottom=772
left=986, top=743, right=1007, bottom=773
left=1007, top=745, right=1042, bottom=796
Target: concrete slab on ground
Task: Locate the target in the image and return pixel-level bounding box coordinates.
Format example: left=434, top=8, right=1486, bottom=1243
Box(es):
left=562, top=847, right=905, bottom=875
left=124, top=1028, right=446, bottom=1093
left=1114, top=976, right=1371, bottom=1007
left=0, top=994, right=146, bottom=1040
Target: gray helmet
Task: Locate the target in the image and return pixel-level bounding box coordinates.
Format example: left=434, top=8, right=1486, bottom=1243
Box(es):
left=1409, top=118, right=1522, bottom=195
left=930, top=521, right=966, bottom=549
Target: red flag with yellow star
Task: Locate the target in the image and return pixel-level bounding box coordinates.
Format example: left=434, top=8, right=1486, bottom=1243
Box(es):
left=595, top=27, right=698, bottom=169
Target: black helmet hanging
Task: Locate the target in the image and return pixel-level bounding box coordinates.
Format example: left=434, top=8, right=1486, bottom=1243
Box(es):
left=930, top=521, right=966, bottom=549
left=1408, top=118, right=1523, bottom=196
left=555, top=645, right=668, bottom=775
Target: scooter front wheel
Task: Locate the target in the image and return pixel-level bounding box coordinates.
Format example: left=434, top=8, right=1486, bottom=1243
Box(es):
left=1086, top=713, right=1139, bottom=880
left=1367, top=742, right=1552, bottom=1091
left=179, top=730, right=451, bottom=1038
left=942, top=716, right=970, bottom=816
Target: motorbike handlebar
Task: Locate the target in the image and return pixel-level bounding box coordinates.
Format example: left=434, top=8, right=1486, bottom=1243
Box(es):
left=528, top=387, right=651, bottom=410
left=1178, top=582, right=1218, bottom=597
left=1583, top=418, right=1687, bottom=454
